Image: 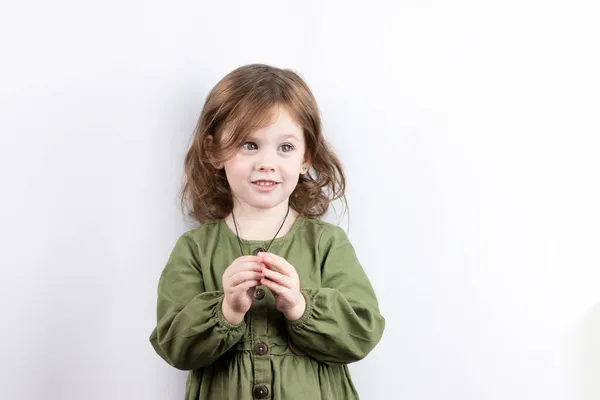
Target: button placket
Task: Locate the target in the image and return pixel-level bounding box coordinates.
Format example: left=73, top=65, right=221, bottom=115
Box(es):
left=251, top=277, right=271, bottom=399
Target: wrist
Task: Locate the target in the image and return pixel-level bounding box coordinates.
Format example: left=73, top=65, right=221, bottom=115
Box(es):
left=222, top=300, right=245, bottom=325
left=284, top=294, right=306, bottom=321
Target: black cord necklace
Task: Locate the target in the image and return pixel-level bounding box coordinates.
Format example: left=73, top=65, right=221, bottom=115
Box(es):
left=231, top=205, right=290, bottom=256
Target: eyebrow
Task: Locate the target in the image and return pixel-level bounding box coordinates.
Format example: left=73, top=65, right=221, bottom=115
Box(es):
left=247, top=134, right=302, bottom=142
left=279, top=134, right=301, bottom=142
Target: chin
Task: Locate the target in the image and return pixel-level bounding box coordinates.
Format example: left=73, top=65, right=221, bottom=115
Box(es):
left=231, top=185, right=296, bottom=210
left=239, top=192, right=289, bottom=210
left=248, top=198, right=286, bottom=210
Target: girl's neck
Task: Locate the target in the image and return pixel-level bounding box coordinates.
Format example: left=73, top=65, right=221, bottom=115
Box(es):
left=225, top=200, right=298, bottom=241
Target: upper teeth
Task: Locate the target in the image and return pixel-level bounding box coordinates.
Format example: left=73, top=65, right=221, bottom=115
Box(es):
left=255, top=181, right=275, bottom=186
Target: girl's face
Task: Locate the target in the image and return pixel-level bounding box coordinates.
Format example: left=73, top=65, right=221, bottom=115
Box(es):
left=220, top=106, right=309, bottom=212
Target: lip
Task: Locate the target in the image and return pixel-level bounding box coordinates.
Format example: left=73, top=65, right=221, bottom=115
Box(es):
left=251, top=179, right=280, bottom=192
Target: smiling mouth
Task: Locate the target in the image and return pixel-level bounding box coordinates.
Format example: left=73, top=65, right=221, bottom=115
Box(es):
left=251, top=180, right=279, bottom=186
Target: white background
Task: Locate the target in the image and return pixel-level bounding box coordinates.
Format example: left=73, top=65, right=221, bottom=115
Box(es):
left=1, top=0, right=599, bottom=399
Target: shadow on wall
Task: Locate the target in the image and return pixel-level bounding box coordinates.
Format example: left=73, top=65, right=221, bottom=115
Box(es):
left=582, top=303, right=600, bottom=400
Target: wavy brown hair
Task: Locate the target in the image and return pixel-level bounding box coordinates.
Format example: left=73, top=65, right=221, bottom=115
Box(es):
left=180, top=64, right=347, bottom=224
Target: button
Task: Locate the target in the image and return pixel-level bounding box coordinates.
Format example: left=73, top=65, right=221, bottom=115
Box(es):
left=254, top=288, right=265, bottom=300
left=253, top=247, right=266, bottom=256
left=254, top=342, right=269, bottom=355
left=253, top=384, right=269, bottom=399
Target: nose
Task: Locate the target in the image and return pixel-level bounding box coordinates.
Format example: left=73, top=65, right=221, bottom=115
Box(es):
left=255, top=150, right=277, bottom=172
left=257, top=162, right=276, bottom=173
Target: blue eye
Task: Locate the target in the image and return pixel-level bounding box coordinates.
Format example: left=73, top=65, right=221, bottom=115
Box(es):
left=280, top=143, right=294, bottom=152
left=243, top=142, right=258, bottom=150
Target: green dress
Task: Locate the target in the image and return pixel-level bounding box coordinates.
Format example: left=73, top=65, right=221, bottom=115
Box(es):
left=149, top=216, right=385, bottom=399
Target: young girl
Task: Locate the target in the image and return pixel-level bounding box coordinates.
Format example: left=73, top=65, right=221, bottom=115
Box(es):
left=149, top=64, right=385, bottom=399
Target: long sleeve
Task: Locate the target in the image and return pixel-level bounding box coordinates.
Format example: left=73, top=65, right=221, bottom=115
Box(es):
left=149, top=232, right=246, bottom=371
left=286, top=225, right=385, bottom=365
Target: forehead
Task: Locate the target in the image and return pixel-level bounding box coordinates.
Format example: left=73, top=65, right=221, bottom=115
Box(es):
left=250, top=107, right=303, bottom=141
left=220, top=105, right=304, bottom=144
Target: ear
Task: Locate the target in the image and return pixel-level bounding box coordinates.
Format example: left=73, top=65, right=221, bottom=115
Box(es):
left=204, top=135, right=224, bottom=169
left=300, top=156, right=311, bottom=175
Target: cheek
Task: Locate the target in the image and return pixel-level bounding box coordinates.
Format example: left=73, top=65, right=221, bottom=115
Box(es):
left=224, top=160, right=251, bottom=183
left=281, top=159, right=303, bottom=179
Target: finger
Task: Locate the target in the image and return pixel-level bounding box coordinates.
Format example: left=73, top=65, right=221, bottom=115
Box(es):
left=237, top=280, right=260, bottom=291
left=259, top=253, right=294, bottom=276
left=231, top=255, right=263, bottom=266
left=262, top=267, right=293, bottom=289
left=226, top=259, right=264, bottom=277
left=260, top=277, right=288, bottom=296
left=227, top=264, right=263, bottom=279
left=229, top=271, right=264, bottom=287
left=236, top=255, right=264, bottom=262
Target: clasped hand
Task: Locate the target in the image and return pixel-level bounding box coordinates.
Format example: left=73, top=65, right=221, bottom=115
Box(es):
left=222, top=252, right=306, bottom=324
